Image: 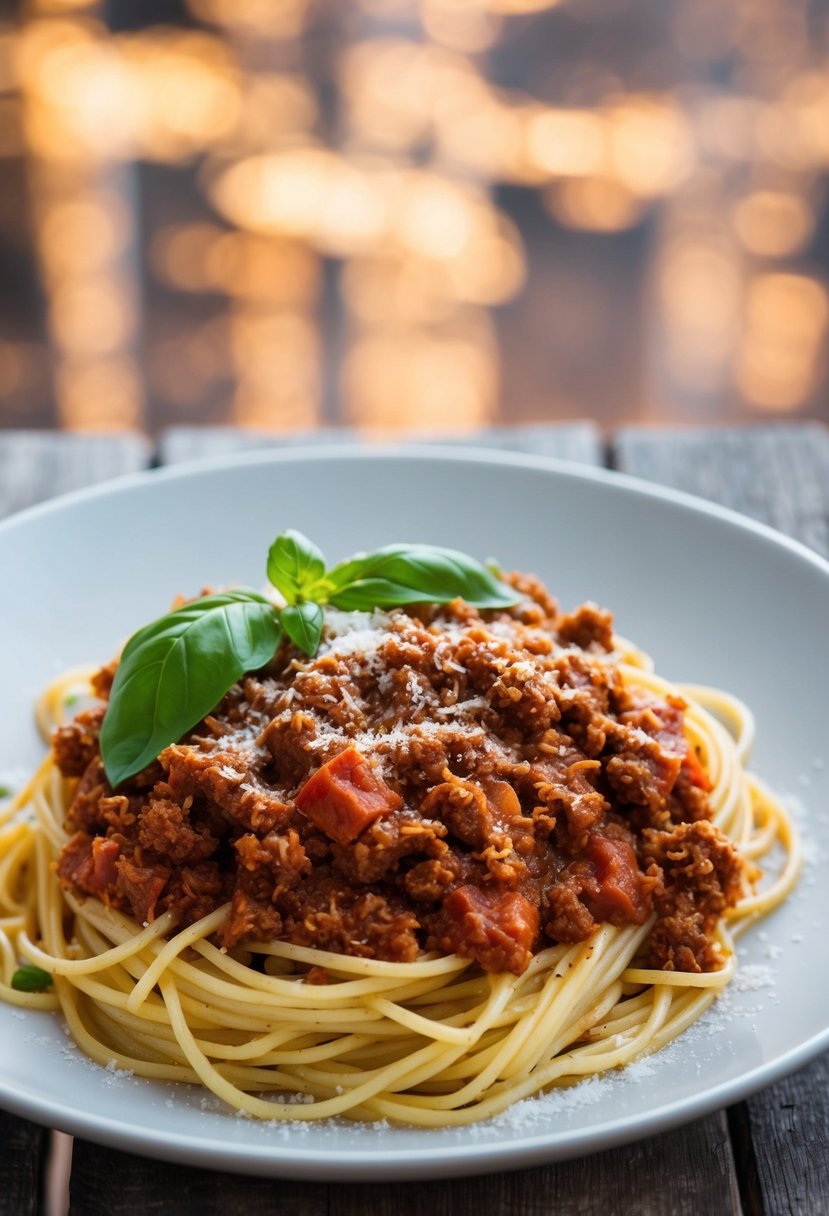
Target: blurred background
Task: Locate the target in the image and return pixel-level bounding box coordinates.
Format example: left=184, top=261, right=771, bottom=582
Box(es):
left=0, top=0, right=827, bottom=436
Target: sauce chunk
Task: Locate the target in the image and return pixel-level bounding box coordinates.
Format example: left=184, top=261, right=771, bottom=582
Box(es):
left=295, top=746, right=402, bottom=845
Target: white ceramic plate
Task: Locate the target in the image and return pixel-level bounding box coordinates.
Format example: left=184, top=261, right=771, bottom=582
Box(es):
left=1, top=446, right=827, bottom=1181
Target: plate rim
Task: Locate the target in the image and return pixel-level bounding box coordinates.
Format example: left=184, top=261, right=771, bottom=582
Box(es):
left=2, top=440, right=829, bottom=586
left=1, top=441, right=828, bottom=1179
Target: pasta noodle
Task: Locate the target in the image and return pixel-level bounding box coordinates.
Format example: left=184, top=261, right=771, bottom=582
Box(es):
left=0, top=651, right=799, bottom=1127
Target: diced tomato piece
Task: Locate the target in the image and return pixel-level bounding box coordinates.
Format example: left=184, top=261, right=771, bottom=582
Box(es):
left=438, top=886, right=539, bottom=975
left=295, top=746, right=402, bottom=845
left=56, top=831, right=120, bottom=897
left=115, top=857, right=168, bottom=924
left=484, top=779, right=522, bottom=822
left=56, top=832, right=95, bottom=889
left=583, top=835, right=649, bottom=924
left=617, top=695, right=702, bottom=801
left=681, top=747, right=712, bottom=792
left=90, top=836, right=120, bottom=892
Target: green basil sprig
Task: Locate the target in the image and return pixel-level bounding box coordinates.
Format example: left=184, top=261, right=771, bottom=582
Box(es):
left=100, top=591, right=281, bottom=787
left=323, top=544, right=519, bottom=612
left=280, top=601, right=325, bottom=655
left=99, top=532, right=518, bottom=787
left=11, top=965, right=53, bottom=992
left=267, top=530, right=326, bottom=604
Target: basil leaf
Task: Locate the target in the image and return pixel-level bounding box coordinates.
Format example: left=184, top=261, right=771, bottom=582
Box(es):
left=326, top=544, right=519, bottom=611
left=281, top=601, right=324, bottom=657
left=100, top=591, right=281, bottom=787
left=11, top=965, right=52, bottom=992
left=267, top=530, right=326, bottom=605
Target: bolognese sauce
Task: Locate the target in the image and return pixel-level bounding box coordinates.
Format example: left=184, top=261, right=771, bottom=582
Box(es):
left=53, top=573, right=745, bottom=978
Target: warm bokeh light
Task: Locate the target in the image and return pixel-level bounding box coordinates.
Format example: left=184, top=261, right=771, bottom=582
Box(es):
left=230, top=310, right=320, bottom=431
left=657, top=236, right=742, bottom=392
left=209, top=152, right=522, bottom=306
left=487, top=0, right=561, bottom=12
left=342, top=323, right=497, bottom=432
left=233, top=75, right=317, bottom=149
left=737, top=273, right=828, bottom=410
left=420, top=0, right=502, bottom=52
left=608, top=99, right=692, bottom=198
left=49, top=277, right=135, bottom=356
left=546, top=178, right=645, bottom=232
left=732, top=191, right=814, bottom=257
left=187, top=0, right=312, bottom=39
left=152, top=225, right=320, bottom=305
left=40, top=195, right=130, bottom=275
left=55, top=355, right=142, bottom=430
left=0, top=342, right=28, bottom=398
left=526, top=110, right=605, bottom=178
left=2, top=0, right=828, bottom=433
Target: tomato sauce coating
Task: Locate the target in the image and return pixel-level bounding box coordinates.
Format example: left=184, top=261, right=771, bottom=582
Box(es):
left=53, top=576, right=745, bottom=975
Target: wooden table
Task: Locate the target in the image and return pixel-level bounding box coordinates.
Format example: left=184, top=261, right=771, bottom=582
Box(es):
left=2, top=421, right=828, bottom=1216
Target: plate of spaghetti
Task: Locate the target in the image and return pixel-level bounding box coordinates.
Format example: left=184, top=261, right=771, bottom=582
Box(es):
left=0, top=446, right=825, bottom=1180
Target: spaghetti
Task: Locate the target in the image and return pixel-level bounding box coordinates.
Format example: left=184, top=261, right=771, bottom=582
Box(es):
left=0, top=607, right=800, bottom=1127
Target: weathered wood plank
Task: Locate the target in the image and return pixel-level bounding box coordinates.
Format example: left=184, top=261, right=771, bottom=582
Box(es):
left=158, top=422, right=603, bottom=467
left=614, top=420, right=829, bottom=1216
left=68, top=1143, right=327, bottom=1216
left=613, top=422, right=829, bottom=555
left=330, top=1114, right=740, bottom=1216
left=0, top=431, right=152, bottom=517
left=0, top=1110, right=48, bottom=1216
left=732, top=1055, right=829, bottom=1216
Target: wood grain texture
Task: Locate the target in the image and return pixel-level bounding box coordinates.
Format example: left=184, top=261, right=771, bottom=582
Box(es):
left=159, top=422, right=603, bottom=467
left=68, top=1143, right=327, bottom=1216
left=737, top=1055, right=829, bottom=1216
left=0, top=1111, right=48, bottom=1216
left=330, top=1113, right=739, bottom=1216
left=0, top=431, right=152, bottom=518
left=615, top=420, right=829, bottom=1216
left=613, top=422, right=829, bottom=556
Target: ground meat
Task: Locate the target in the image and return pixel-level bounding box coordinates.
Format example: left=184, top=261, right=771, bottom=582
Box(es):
left=162, top=862, right=226, bottom=924
left=66, top=758, right=110, bottom=833
left=235, top=828, right=311, bottom=891
left=556, top=602, right=614, bottom=651
left=540, top=835, right=652, bottom=945
left=544, top=882, right=598, bottom=944
left=422, top=780, right=494, bottom=849
left=55, top=583, right=745, bottom=976
left=222, top=888, right=283, bottom=947
left=668, top=763, right=713, bottom=824
left=402, top=856, right=459, bottom=902
left=90, top=662, right=117, bottom=701
left=137, top=797, right=217, bottom=865
left=53, top=708, right=105, bottom=779
left=276, top=877, right=421, bottom=962
left=427, top=886, right=539, bottom=975
left=331, top=810, right=442, bottom=884
left=114, top=856, right=169, bottom=925
left=642, top=820, right=746, bottom=971
left=161, top=746, right=293, bottom=833
left=605, top=746, right=682, bottom=813
left=56, top=831, right=120, bottom=896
